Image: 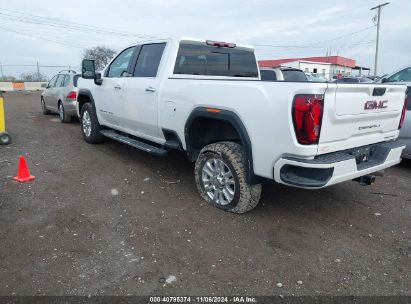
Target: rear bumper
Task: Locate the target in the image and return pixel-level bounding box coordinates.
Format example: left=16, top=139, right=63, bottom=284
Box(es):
left=63, top=101, right=78, bottom=117
left=274, top=141, right=405, bottom=189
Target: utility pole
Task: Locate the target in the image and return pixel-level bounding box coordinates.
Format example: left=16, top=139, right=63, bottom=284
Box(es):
left=371, top=2, right=389, bottom=77
left=36, top=61, right=40, bottom=81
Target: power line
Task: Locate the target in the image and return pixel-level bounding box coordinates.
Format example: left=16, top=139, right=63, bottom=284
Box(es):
left=0, top=8, right=159, bottom=39
left=0, top=25, right=89, bottom=49
left=252, top=26, right=375, bottom=49
left=0, top=21, right=101, bottom=48
left=1, top=64, right=80, bottom=67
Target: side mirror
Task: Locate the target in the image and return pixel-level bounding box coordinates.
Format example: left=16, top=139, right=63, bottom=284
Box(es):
left=381, top=77, right=388, bottom=83
left=82, top=59, right=103, bottom=85
left=82, top=59, right=96, bottom=79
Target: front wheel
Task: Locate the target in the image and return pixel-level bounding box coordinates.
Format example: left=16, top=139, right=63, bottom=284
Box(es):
left=194, top=141, right=262, bottom=214
left=80, top=103, right=105, bottom=144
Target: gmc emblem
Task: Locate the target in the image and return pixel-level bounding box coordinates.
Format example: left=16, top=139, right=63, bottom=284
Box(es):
left=364, top=100, right=388, bottom=110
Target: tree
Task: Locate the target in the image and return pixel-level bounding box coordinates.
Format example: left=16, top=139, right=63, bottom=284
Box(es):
left=19, top=71, right=48, bottom=82
left=82, top=46, right=116, bottom=71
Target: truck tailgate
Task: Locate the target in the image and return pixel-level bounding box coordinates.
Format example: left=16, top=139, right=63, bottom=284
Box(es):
left=318, top=83, right=407, bottom=154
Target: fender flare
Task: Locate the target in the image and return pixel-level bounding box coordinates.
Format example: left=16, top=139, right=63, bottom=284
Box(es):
left=185, top=107, right=258, bottom=184
left=77, top=89, right=96, bottom=112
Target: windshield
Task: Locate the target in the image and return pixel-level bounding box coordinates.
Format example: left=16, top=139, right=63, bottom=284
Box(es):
left=282, top=70, right=308, bottom=82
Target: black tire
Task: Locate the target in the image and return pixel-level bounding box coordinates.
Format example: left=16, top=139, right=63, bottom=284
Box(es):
left=41, top=97, right=50, bottom=115
left=195, top=141, right=262, bottom=214
left=58, top=102, right=72, bottom=123
left=80, top=102, right=105, bottom=144
left=0, top=132, right=11, bottom=145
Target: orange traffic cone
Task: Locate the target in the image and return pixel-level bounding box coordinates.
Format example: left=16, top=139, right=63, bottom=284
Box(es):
left=13, top=156, right=35, bottom=182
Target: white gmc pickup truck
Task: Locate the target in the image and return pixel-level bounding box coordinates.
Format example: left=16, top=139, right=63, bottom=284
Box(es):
left=78, top=37, right=408, bottom=213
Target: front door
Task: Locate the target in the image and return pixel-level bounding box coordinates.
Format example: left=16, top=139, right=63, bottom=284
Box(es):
left=122, top=43, right=166, bottom=140
left=43, top=75, right=58, bottom=109
left=93, top=46, right=136, bottom=128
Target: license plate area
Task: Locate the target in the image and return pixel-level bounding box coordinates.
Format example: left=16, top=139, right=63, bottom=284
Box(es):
left=349, top=146, right=376, bottom=164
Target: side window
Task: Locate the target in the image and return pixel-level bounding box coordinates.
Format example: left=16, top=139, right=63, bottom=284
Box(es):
left=48, top=75, right=58, bottom=88
left=107, top=47, right=136, bottom=78
left=55, top=75, right=65, bottom=87
left=63, top=75, right=70, bottom=87
left=133, top=43, right=166, bottom=77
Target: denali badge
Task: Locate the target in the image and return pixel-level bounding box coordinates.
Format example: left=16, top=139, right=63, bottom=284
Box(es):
left=364, top=100, right=388, bottom=110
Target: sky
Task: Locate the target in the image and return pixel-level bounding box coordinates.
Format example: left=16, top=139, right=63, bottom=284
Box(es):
left=0, top=0, right=410, bottom=79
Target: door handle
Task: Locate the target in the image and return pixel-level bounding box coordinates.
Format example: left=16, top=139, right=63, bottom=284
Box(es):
left=145, top=86, right=156, bottom=93
left=114, top=85, right=122, bottom=90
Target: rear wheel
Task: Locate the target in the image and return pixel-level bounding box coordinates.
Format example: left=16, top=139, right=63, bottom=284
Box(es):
left=41, top=98, right=50, bottom=115
left=195, top=141, right=262, bottom=214
left=80, top=103, right=105, bottom=144
left=58, top=102, right=72, bottom=123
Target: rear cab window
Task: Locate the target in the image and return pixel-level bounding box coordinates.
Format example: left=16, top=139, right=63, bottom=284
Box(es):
left=174, top=42, right=258, bottom=78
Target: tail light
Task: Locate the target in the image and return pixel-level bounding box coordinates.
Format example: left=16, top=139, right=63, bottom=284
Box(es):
left=399, top=95, right=408, bottom=129
left=292, top=94, right=324, bottom=145
left=66, top=91, right=77, bottom=101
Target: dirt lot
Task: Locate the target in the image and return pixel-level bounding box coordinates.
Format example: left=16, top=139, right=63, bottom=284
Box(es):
left=0, top=91, right=410, bottom=296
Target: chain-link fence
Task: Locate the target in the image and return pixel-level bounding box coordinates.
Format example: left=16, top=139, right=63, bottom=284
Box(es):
left=0, top=63, right=81, bottom=82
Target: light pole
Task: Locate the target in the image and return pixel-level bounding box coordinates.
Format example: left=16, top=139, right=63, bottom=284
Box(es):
left=371, top=2, right=389, bottom=77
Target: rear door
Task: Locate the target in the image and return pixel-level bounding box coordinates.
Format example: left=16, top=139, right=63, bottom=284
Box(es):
left=49, top=74, right=65, bottom=110
left=122, top=43, right=167, bottom=140
left=57, top=74, right=70, bottom=104
left=318, top=83, right=407, bottom=154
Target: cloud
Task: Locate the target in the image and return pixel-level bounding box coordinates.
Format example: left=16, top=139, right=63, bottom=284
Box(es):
left=0, top=0, right=409, bottom=77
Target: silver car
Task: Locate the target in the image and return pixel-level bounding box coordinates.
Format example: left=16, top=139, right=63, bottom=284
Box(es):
left=379, top=66, right=411, bottom=159
left=41, top=71, right=80, bottom=123
left=260, top=67, right=308, bottom=82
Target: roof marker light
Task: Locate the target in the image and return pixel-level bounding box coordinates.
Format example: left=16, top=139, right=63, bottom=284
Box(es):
left=206, top=40, right=236, bottom=48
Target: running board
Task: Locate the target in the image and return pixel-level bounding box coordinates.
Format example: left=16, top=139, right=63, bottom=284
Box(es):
left=100, top=130, right=168, bottom=156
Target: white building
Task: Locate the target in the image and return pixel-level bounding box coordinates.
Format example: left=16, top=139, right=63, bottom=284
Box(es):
left=259, top=56, right=369, bottom=80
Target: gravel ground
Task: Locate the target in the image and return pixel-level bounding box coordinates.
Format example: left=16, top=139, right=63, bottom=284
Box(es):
left=0, top=91, right=410, bottom=296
